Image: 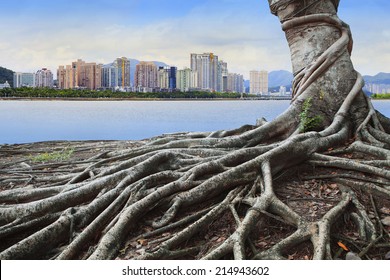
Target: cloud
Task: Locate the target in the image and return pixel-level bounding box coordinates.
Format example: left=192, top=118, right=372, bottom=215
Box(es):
left=1, top=0, right=389, bottom=79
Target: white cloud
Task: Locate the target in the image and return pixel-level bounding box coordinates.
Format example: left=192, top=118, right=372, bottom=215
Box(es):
left=1, top=0, right=388, bottom=79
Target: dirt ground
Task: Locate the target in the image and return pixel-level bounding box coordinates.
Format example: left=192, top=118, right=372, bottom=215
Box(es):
left=1, top=140, right=389, bottom=260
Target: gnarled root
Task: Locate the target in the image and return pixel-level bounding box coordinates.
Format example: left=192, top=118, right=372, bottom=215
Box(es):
left=1, top=2, right=389, bottom=260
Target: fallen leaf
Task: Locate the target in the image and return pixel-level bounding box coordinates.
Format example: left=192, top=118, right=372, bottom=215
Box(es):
left=337, top=241, right=349, bottom=251
left=137, top=238, right=148, bottom=246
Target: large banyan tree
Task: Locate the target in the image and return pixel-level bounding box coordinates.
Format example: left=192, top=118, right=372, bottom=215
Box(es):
left=0, top=0, right=389, bottom=260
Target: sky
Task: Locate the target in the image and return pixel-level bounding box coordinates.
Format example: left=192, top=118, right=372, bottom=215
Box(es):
left=1, top=0, right=389, bottom=79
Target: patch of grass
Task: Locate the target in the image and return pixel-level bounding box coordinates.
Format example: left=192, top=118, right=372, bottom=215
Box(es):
left=30, top=147, right=74, bottom=163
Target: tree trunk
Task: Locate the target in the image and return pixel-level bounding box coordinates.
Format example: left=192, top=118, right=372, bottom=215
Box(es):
left=0, top=0, right=389, bottom=260
left=270, top=0, right=368, bottom=129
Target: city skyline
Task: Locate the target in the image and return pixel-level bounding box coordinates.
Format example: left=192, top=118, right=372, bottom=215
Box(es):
left=1, top=0, right=389, bottom=79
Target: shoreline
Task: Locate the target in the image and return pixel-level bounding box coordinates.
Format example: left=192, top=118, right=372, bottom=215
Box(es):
left=0, top=97, right=292, bottom=101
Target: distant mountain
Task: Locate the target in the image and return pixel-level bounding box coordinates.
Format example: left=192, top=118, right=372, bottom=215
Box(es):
left=0, top=66, right=14, bottom=87
left=268, top=70, right=293, bottom=88
left=363, top=72, right=390, bottom=85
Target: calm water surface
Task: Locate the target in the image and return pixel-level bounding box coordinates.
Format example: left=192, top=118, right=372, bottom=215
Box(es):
left=0, top=100, right=389, bottom=144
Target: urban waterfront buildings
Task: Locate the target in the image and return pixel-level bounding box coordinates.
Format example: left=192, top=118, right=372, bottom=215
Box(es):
left=13, top=72, right=35, bottom=88
left=176, top=68, right=198, bottom=92
left=7, top=52, right=254, bottom=93
left=35, top=68, right=53, bottom=88
left=158, top=66, right=177, bottom=91
left=101, top=57, right=131, bottom=90
left=218, top=60, right=228, bottom=92
left=101, top=64, right=118, bottom=89
left=116, top=57, right=131, bottom=88
left=190, top=53, right=219, bottom=91
left=250, top=70, right=269, bottom=95
left=364, top=83, right=390, bottom=94
left=135, top=61, right=158, bottom=91
left=57, top=59, right=102, bottom=90
left=227, top=73, right=244, bottom=94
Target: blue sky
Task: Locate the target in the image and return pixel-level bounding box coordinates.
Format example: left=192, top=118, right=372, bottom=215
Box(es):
left=1, top=0, right=389, bottom=79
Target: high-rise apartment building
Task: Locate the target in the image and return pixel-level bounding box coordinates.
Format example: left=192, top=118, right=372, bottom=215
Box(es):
left=190, top=53, right=219, bottom=91
left=101, top=64, right=117, bottom=89
left=158, top=66, right=177, bottom=90
left=116, top=57, right=131, bottom=88
left=227, top=73, right=244, bottom=93
left=218, top=60, right=228, bottom=92
left=35, top=68, right=53, bottom=88
left=57, top=65, right=74, bottom=89
left=101, top=57, right=131, bottom=89
left=176, top=68, right=198, bottom=92
left=250, top=70, right=268, bottom=95
left=57, top=59, right=102, bottom=90
left=135, top=62, right=158, bottom=90
left=13, top=72, right=35, bottom=88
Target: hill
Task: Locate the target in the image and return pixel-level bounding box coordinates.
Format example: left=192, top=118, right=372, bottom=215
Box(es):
left=0, top=67, right=14, bottom=87
left=363, top=72, right=390, bottom=85
left=268, top=70, right=294, bottom=88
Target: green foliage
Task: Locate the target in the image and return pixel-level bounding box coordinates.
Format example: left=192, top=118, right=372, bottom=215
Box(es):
left=299, top=97, right=323, bottom=132
left=30, top=147, right=74, bottom=163
left=371, top=93, right=390, bottom=99
left=0, top=87, right=242, bottom=99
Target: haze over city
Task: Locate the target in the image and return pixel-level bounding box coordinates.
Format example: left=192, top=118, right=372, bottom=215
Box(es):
left=1, top=0, right=389, bottom=78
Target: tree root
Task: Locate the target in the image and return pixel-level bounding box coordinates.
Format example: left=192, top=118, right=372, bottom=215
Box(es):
left=1, top=1, right=389, bottom=260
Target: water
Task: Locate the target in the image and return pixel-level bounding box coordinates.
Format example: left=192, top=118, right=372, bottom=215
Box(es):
left=0, top=100, right=388, bottom=144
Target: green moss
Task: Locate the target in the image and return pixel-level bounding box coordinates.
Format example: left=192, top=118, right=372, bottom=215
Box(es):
left=299, top=97, right=323, bottom=132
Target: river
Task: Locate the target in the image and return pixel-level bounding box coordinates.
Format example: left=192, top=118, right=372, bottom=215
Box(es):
left=0, top=100, right=389, bottom=144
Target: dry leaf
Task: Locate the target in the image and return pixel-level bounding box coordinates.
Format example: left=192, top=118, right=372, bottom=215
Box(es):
left=137, top=238, right=148, bottom=246
left=337, top=241, right=349, bottom=251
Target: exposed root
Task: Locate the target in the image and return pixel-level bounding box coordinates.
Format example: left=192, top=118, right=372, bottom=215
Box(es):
left=0, top=1, right=389, bottom=260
